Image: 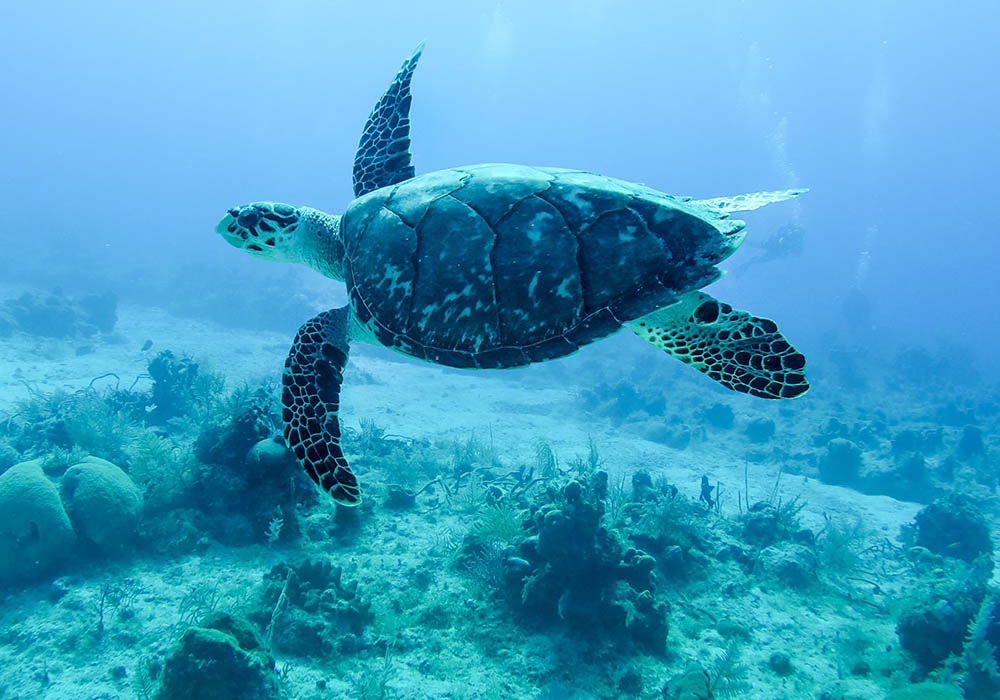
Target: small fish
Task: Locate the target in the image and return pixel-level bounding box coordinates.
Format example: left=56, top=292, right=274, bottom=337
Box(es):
left=141, top=339, right=153, bottom=351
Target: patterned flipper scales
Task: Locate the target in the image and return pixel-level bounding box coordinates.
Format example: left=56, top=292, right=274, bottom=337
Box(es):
left=629, top=292, right=809, bottom=399
left=282, top=307, right=360, bottom=505
left=352, top=42, right=424, bottom=198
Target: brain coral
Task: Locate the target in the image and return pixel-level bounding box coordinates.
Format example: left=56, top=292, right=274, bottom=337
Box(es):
left=0, top=459, right=75, bottom=584
left=61, top=456, right=142, bottom=554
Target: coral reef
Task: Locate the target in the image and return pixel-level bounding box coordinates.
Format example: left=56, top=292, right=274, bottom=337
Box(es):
left=897, top=559, right=990, bottom=672
left=1, top=293, right=997, bottom=700
left=811, top=416, right=995, bottom=503
left=5, top=387, right=137, bottom=466
left=195, top=387, right=276, bottom=468
left=895, top=496, right=999, bottom=679
left=891, top=428, right=943, bottom=457
left=758, top=542, right=817, bottom=588
left=76, top=291, right=118, bottom=333
left=0, top=442, right=22, bottom=473
left=956, top=425, right=985, bottom=461
left=501, top=474, right=669, bottom=655
left=768, top=651, right=793, bottom=676
left=914, top=494, right=994, bottom=563
left=157, top=612, right=282, bottom=700
left=148, top=351, right=200, bottom=424
left=0, top=459, right=75, bottom=586
left=738, top=500, right=807, bottom=548
left=818, top=438, right=863, bottom=486
left=248, top=558, right=373, bottom=659
left=960, top=593, right=1000, bottom=698
left=6, top=391, right=81, bottom=456
left=60, top=456, right=142, bottom=554
left=700, top=402, right=734, bottom=430
left=629, top=484, right=717, bottom=581
left=191, top=389, right=300, bottom=544
left=663, top=643, right=749, bottom=699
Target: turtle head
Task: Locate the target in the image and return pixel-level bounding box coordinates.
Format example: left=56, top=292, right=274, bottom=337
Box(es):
left=215, top=202, right=345, bottom=280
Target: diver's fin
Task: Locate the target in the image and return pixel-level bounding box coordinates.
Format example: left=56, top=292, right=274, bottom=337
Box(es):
left=282, top=306, right=361, bottom=505
left=352, top=42, right=424, bottom=198
left=694, top=188, right=808, bottom=217
left=629, top=292, right=809, bottom=399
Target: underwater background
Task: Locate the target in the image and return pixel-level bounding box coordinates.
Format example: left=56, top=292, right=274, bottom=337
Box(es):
left=1, top=1, right=998, bottom=699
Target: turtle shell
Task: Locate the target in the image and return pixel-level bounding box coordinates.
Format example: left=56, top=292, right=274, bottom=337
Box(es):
left=340, top=164, right=744, bottom=369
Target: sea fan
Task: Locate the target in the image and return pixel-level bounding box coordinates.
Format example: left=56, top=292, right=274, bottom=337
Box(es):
left=961, top=593, right=1000, bottom=698
left=126, top=429, right=189, bottom=512
left=472, top=503, right=524, bottom=545
left=534, top=438, right=558, bottom=478
left=63, top=391, right=136, bottom=463
left=707, top=642, right=751, bottom=699
left=464, top=538, right=509, bottom=590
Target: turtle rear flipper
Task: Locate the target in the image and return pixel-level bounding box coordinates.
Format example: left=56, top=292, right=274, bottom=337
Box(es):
left=283, top=307, right=360, bottom=506
left=629, top=292, right=809, bottom=399
left=694, top=188, right=809, bottom=217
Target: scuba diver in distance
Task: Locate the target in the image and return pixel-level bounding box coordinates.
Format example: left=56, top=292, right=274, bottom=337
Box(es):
left=728, top=223, right=805, bottom=279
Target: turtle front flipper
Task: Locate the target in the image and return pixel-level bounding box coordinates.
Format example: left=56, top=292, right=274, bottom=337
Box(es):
left=629, top=292, right=809, bottom=399
left=282, top=307, right=360, bottom=505
left=352, top=42, right=424, bottom=198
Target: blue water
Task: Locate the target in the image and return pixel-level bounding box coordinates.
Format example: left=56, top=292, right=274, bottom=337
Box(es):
left=0, top=3, right=997, bottom=699
left=3, top=2, right=999, bottom=358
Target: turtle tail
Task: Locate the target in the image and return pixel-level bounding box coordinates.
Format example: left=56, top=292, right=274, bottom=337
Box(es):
left=282, top=307, right=361, bottom=506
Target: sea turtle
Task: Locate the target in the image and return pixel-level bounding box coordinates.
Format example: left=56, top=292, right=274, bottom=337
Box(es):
left=215, top=45, right=809, bottom=506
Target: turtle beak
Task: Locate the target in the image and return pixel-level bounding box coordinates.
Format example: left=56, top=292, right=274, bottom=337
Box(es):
left=215, top=211, right=245, bottom=248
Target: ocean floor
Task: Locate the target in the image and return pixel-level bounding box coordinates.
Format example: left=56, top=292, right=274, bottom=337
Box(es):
left=0, top=289, right=996, bottom=700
